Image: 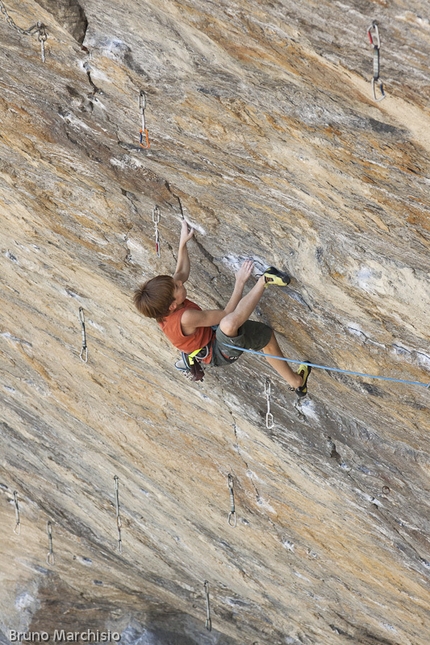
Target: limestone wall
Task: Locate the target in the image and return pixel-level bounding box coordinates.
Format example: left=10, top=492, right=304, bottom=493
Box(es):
left=1, top=1, right=429, bottom=644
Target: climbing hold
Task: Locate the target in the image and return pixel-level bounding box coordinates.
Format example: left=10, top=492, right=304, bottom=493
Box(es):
left=138, top=90, right=150, bottom=149
left=227, top=474, right=237, bottom=527
left=78, top=307, right=88, bottom=363
left=367, top=21, right=386, bottom=102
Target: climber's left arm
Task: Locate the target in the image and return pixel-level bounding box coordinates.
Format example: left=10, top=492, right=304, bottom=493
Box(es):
left=173, top=219, right=194, bottom=283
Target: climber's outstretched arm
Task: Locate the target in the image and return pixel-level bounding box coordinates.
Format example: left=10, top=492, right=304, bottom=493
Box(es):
left=173, top=220, right=194, bottom=283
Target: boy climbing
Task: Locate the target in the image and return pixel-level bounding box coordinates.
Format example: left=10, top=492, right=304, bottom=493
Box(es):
left=133, top=220, right=311, bottom=396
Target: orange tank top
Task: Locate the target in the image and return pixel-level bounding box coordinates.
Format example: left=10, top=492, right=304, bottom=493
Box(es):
left=159, top=299, right=214, bottom=364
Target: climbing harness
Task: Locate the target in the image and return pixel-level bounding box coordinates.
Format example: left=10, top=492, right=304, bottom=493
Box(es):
left=46, top=521, right=55, bottom=565
left=264, top=378, right=274, bottom=429
left=176, top=349, right=207, bottom=381
left=78, top=307, right=88, bottom=363
left=139, top=90, right=150, bottom=149
left=204, top=580, right=212, bottom=631
left=367, top=21, right=385, bottom=102
left=227, top=474, right=237, bottom=527
left=114, top=475, right=122, bottom=553
left=223, top=344, right=430, bottom=389
left=175, top=347, right=208, bottom=381
left=0, top=1, right=47, bottom=62
left=13, top=490, right=20, bottom=535
left=187, top=346, right=209, bottom=379
left=152, top=205, right=161, bottom=257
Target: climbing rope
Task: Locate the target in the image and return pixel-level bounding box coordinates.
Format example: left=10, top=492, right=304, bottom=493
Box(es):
left=0, top=0, right=47, bottom=62
left=139, top=90, right=150, bottom=149
left=264, top=378, right=274, bottom=429
left=223, top=344, right=430, bottom=389
left=46, top=521, right=55, bottom=565
left=203, top=580, right=212, bottom=631
left=13, top=490, right=20, bottom=535
left=114, top=475, right=122, bottom=553
left=152, top=205, right=161, bottom=257
left=78, top=307, right=88, bottom=363
left=367, top=21, right=385, bottom=102
left=227, top=474, right=237, bottom=527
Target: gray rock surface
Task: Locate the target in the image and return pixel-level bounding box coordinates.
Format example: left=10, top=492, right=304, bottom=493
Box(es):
left=1, top=0, right=429, bottom=644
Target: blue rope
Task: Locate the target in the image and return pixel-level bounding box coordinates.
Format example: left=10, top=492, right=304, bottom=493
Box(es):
left=222, top=344, right=430, bottom=389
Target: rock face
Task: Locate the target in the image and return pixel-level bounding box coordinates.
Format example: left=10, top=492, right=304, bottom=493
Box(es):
left=1, top=0, right=430, bottom=644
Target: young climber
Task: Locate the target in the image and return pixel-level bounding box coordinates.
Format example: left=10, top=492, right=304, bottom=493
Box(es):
left=133, top=220, right=311, bottom=396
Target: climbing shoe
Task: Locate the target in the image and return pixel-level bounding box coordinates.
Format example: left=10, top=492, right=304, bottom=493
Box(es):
left=175, top=359, right=188, bottom=373
left=263, top=266, right=291, bottom=287
left=295, top=363, right=312, bottom=398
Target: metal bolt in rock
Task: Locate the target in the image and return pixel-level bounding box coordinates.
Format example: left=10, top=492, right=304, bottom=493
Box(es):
left=0, top=1, right=47, bottom=62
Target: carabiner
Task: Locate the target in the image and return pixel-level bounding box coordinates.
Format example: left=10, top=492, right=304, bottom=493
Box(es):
left=367, top=21, right=380, bottom=48
left=138, top=90, right=146, bottom=112
left=367, top=21, right=386, bottom=102
left=227, top=474, right=237, bottom=527
left=372, top=77, right=385, bottom=102
left=139, top=128, right=150, bottom=149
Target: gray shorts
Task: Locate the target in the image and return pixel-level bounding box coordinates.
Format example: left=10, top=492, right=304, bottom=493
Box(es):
left=211, top=321, right=273, bottom=367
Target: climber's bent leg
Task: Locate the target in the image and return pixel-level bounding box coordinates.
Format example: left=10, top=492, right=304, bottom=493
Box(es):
left=262, top=332, right=303, bottom=389
left=213, top=320, right=272, bottom=366
left=219, top=277, right=266, bottom=338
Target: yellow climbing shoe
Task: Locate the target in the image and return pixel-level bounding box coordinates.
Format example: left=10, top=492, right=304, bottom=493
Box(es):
left=296, top=363, right=312, bottom=398
left=263, top=266, right=291, bottom=287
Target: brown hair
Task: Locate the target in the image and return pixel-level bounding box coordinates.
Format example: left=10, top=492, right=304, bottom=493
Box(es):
left=133, top=275, right=175, bottom=322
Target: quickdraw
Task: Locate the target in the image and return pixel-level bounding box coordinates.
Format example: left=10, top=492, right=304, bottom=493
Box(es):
left=204, top=580, right=212, bottom=631
left=367, top=21, right=385, bottom=102
left=0, top=1, right=47, bottom=62
left=264, top=378, right=274, bottom=429
left=152, top=205, right=160, bottom=257
left=114, top=475, right=122, bottom=553
left=139, top=90, right=150, bottom=149
left=13, top=490, right=21, bottom=535
left=46, top=521, right=55, bottom=565
left=78, top=307, right=88, bottom=363
left=227, top=474, right=237, bottom=527
left=37, top=21, right=47, bottom=63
